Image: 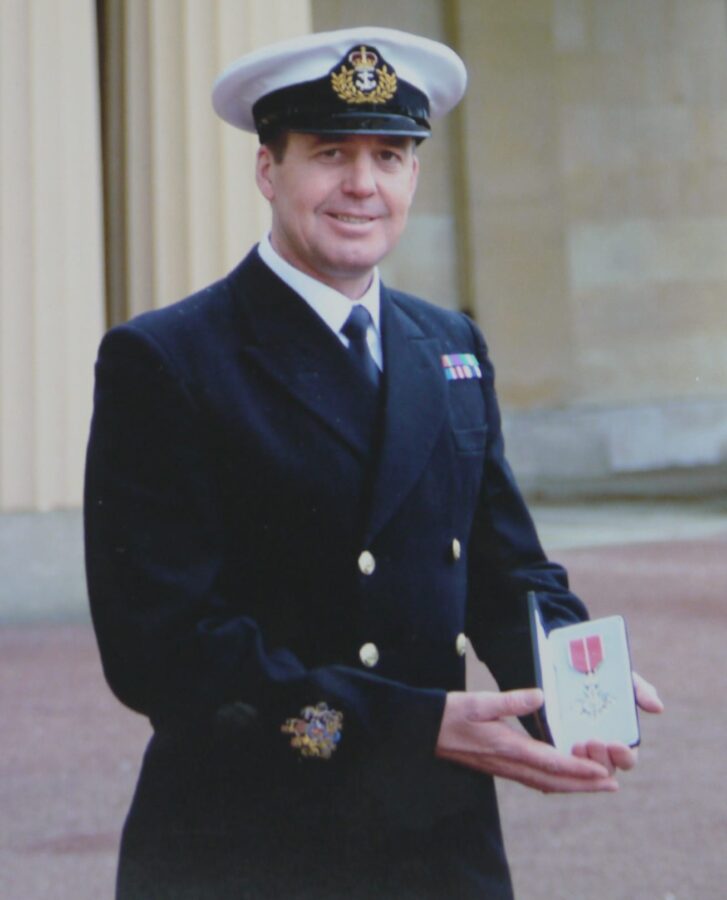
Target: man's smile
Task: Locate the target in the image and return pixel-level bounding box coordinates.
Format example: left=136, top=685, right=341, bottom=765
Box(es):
left=327, top=213, right=379, bottom=224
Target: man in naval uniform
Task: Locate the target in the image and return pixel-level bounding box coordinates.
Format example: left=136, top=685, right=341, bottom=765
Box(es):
left=84, top=27, right=662, bottom=900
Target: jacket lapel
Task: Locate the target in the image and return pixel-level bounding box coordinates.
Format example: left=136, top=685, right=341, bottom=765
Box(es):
left=365, top=288, right=447, bottom=540
left=234, top=252, right=379, bottom=458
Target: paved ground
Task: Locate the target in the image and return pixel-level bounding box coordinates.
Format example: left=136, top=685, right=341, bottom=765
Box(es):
left=472, top=534, right=727, bottom=900
left=1, top=503, right=726, bottom=899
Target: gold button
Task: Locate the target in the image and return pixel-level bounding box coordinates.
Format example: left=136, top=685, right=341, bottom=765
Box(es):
left=451, top=538, right=462, bottom=561
left=359, top=642, right=379, bottom=668
left=455, top=633, right=467, bottom=657
left=358, top=550, right=376, bottom=576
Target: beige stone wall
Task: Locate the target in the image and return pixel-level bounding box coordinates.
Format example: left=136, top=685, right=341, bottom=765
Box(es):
left=453, top=0, right=727, bottom=488
left=454, top=0, right=575, bottom=407
left=456, top=0, right=727, bottom=410
left=557, top=0, right=727, bottom=408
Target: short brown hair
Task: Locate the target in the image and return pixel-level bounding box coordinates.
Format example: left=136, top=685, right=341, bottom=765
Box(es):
left=263, top=130, right=290, bottom=163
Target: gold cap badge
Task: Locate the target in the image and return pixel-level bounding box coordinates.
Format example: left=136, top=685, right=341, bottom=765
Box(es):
left=331, top=45, right=397, bottom=105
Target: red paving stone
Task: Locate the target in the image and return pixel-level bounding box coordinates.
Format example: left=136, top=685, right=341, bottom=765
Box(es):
left=1, top=536, right=726, bottom=899
left=0, top=625, right=150, bottom=900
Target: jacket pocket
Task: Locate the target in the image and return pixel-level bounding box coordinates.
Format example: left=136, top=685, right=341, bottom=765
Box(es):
left=452, top=425, right=487, bottom=455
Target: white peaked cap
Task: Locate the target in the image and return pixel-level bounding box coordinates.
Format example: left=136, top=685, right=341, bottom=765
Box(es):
left=212, top=26, right=467, bottom=139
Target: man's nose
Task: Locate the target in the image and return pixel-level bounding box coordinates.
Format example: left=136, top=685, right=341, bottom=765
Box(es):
left=342, top=154, right=376, bottom=196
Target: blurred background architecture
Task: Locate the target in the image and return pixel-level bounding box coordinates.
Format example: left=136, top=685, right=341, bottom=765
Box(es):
left=1, top=0, right=726, bottom=513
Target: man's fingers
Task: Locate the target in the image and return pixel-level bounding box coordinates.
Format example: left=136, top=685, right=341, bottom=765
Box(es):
left=633, top=672, right=664, bottom=714
left=572, top=739, right=638, bottom=773
left=467, top=687, right=544, bottom=722
left=465, top=721, right=613, bottom=781
left=436, top=689, right=626, bottom=793
left=572, top=740, right=614, bottom=774
left=493, top=755, right=619, bottom=794
left=505, top=730, right=612, bottom=780
left=459, top=692, right=613, bottom=780
left=443, top=749, right=619, bottom=795
left=606, top=742, right=638, bottom=771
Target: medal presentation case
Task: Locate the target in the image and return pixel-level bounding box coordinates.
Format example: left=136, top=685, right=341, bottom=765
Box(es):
left=527, top=592, right=640, bottom=753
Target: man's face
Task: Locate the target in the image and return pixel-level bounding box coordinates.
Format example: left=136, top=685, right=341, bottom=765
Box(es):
left=256, top=132, right=420, bottom=298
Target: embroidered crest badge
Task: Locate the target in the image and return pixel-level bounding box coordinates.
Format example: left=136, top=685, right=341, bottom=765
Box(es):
left=281, top=702, right=343, bottom=759
left=331, top=45, right=397, bottom=105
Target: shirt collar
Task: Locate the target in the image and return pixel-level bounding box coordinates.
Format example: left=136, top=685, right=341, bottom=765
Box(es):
left=257, top=233, right=381, bottom=337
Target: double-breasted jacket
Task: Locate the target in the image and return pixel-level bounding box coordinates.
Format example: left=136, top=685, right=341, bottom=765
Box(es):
left=84, top=249, right=587, bottom=898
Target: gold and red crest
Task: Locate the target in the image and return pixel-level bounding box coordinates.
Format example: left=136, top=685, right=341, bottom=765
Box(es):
left=281, top=702, right=343, bottom=759
left=331, top=45, right=397, bottom=105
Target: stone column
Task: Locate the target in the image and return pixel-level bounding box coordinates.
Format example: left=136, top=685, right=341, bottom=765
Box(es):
left=0, top=0, right=105, bottom=510
left=115, top=0, right=312, bottom=318
left=455, top=0, right=576, bottom=409
left=0, top=0, right=312, bottom=511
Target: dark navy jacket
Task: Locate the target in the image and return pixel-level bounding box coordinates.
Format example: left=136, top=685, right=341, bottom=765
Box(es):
left=84, top=249, right=587, bottom=898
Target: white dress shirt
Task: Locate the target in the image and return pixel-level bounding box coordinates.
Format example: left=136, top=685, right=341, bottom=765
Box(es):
left=257, top=234, right=383, bottom=370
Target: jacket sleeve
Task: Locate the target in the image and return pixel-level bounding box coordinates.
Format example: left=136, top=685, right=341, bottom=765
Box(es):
left=84, top=323, right=478, bottom=826
left=462, top=317, right=589, bottom=696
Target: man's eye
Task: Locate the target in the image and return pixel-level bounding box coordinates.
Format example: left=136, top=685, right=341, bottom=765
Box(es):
left=379, top=150, right=402, bottom=163
left=320, top=148, right=341, bottom=159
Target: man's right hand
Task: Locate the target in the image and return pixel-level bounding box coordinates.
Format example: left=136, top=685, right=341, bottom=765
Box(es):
left=435, top=689, right=621, bottom=794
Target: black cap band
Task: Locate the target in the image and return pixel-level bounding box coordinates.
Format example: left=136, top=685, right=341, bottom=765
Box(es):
left=252, top=44, right=431, bottom=142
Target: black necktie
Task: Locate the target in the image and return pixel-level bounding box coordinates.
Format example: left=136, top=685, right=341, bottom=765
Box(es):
left=341, top=305, right=380, bottom=389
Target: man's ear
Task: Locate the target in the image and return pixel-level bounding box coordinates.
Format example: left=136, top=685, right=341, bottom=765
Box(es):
left=255, top=145, right=275, bottom=201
